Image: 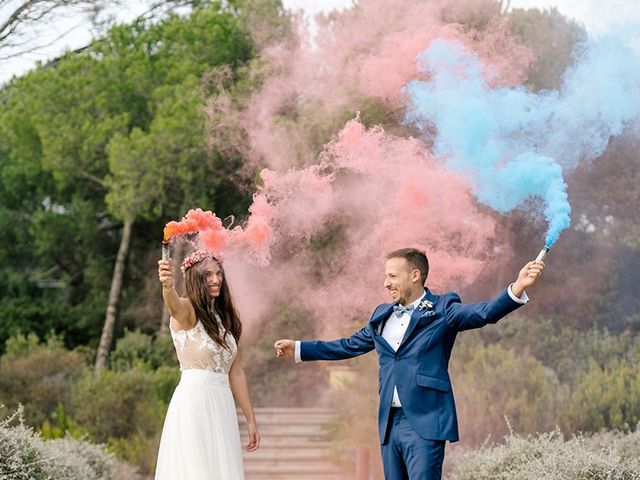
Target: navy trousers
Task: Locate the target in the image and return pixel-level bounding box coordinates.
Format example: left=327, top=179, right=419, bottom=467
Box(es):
left=381, top=408, right=446, bottom=479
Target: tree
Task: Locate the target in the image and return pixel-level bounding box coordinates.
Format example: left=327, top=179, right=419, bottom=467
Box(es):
left=0, top=1, right=257, bottom=368
left=93, top=3, right=254, bottom=370
left=508, top=7, right=586, bottom=91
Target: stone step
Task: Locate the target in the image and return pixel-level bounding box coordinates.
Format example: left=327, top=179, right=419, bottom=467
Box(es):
left=240, top=407, right=351, bottom=479
left=244, top=463, right=346, bottom=475
left=246, top=475, right=346, bottom=480
left=250, top=407, right=334, bottom=414
left=238, top=414, right=335, bottom=426
left=239, top=417, right=334, bottom=427
left=244, top=449, right=335, bottom=462
left=240, top=430, right=331, bottom=440
left=241, top=439, right=333, bottom=451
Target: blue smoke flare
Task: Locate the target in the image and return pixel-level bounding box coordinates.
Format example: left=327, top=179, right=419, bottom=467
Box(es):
left=404, top=32, right=640, bottom=247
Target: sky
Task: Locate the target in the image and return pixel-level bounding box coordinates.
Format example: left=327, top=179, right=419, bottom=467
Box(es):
left=0, top=0, right=639, bottom=85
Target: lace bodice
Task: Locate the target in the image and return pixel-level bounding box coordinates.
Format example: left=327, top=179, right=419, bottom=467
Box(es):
left=169, top=316, right=237, bottom=374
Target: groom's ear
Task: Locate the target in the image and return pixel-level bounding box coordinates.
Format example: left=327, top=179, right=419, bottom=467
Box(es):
left=410, top=268, right=422, bottom=283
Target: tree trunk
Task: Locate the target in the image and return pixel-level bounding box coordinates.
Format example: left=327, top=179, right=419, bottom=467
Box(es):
left=95, top=218, right=134, bottom=372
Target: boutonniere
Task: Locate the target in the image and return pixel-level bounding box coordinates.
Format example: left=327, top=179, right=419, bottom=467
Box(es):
left=418, top=300, right=434, bottom=311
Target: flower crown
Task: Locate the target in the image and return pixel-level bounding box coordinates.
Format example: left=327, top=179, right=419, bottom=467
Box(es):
left=181, top=249, right=220, bottom=272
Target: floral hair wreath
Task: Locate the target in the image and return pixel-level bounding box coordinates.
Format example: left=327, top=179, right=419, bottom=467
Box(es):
left=181, top=249, right=221, bottom=273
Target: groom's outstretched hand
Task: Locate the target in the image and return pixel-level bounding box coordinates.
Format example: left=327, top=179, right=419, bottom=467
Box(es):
left=274, top=339, right=294, bottom=358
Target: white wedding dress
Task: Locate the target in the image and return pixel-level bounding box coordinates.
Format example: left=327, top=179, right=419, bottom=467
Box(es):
left=154, top=316, right=244, bottom=480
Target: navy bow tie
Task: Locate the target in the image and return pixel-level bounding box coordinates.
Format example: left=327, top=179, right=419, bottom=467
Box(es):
left=393, top=304, right=415, bottom=317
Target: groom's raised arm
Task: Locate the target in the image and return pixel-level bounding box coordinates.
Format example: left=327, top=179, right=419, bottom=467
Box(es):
left=445, top=260, right=544, bottom=331
left=275, top=326, right=375, bottom=363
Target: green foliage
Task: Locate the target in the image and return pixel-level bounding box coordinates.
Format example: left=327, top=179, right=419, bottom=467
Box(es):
left=108, top=431, right=162, bottom=476
left=0, top=333, right=86, bottom=426
left=474, top=315, right=640, bottom=387
left=451, top=342, right=566, bottom=444
left=231, top=0, right=291, bottom=49
left=0, top=0, right=269, bottom=367
left=0, top=330, right=178, bottom=475
left=4, top=331, right=41, bottom=355
left=109, top=329, right=178, bottom=372
left=40, top=403, right=85, bottom=440
left=568, top=361, right=640, bottom=432
left=109, top=329, right=154, bottom=371
left=508, top=7, right=587, bottom=91
left=152, top=365, right=181, bottom=404
left=72, top=368, right=165, bottom=443
left=71, top=366, right=170, bottom=475
left=0, top=296, right=105, bottom=354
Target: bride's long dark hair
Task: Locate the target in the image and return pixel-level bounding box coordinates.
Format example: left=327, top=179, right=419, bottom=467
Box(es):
left=183, top=255, right=242, bottom=350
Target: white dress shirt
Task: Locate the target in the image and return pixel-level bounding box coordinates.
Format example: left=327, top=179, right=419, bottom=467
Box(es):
left=294, top=285, right=528, bottom=407
left=383, top=293, right=426, bottom=407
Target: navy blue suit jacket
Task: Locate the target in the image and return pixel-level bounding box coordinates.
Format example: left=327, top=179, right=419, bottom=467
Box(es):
left=300, top=287, right=523, bottom=444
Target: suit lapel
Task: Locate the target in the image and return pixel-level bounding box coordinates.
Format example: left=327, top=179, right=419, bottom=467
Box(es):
left=370, top=304, right=395, bottom=353
left=399, top=290, right=438, bottom=346
left=370, top=304, right=394, bottom=335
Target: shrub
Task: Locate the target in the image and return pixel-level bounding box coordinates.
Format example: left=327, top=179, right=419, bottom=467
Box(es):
left=108, top=430, right=163, bottom=476
left=451, top=343, right=566, bottom=445
left=568, top=360, right=640, bottom=432
left=109, top=330, right=153, bottom=372
left=39, top=402, right=86, bottom=440
left=587, top=428, right=640, bottom=460
left=110, top=329, right=177, bottom=371
left=72, top=368, right=165, bottom=443
left=0, top=332, right=86, bottom=426
left=448, top=428, right=640, bottom=479
left=152, top=365, right=180, bottom=404
left=0, top=406, right=129, bottom=480
left=0, top=407, right=46, bottom=480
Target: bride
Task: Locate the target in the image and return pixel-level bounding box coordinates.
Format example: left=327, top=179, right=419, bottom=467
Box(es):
left=155, top=249, right=259, bottom=479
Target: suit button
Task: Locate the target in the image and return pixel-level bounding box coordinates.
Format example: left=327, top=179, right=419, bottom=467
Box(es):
left=394, top=357, right=399, bottom=362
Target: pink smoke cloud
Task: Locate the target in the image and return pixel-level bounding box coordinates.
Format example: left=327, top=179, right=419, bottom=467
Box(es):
left=167, top=197, right=274, bottom=266
left=229, top=119, right=501, bottom=335
left=208, top=0, right=534, bottom=335
left=241, top=0, right=533, bottom=171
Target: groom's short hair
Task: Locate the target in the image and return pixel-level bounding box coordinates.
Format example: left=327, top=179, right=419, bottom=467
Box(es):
left=386, top=248, right=429, bottom=285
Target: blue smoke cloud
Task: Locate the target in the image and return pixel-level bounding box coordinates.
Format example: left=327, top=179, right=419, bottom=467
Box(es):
left=404, top=31, right=640, bottom=247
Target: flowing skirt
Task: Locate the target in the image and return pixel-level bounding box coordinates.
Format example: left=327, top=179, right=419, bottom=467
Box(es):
left=155, top=369, right=244, bottom=480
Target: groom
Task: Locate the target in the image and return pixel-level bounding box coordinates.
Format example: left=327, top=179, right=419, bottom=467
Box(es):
left=274, top=248, right=544, bottom=479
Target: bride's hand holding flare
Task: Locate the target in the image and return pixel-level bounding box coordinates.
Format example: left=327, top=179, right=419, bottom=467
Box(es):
left=274, top=339, right=294, bottom=358
left=158, top=259, right=174, bottom=289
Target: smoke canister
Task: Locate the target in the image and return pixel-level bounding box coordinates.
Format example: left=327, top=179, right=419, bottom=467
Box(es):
left=535, top=246, right=549, bottom=262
